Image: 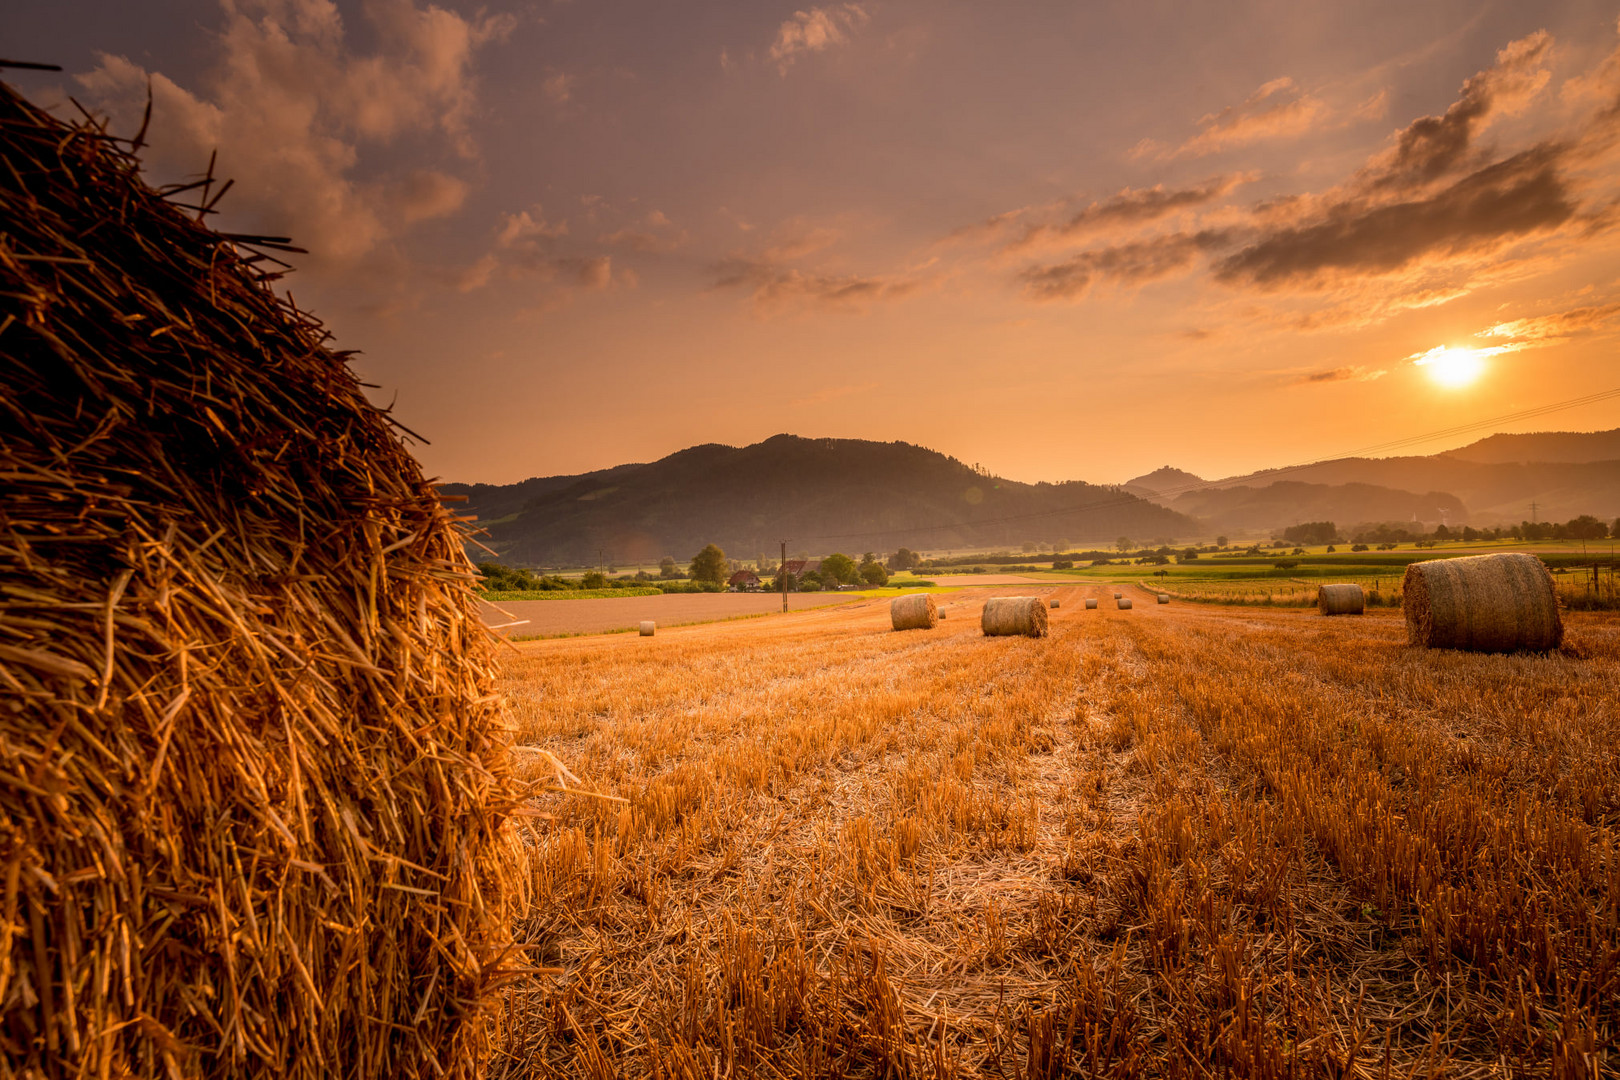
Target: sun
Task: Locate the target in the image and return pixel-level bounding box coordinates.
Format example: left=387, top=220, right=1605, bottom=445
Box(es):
left=1412, top=345, right=1486, bottom=389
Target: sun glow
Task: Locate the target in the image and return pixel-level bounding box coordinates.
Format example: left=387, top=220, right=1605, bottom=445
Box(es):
left=1411, top=345, right=1487, bottom=389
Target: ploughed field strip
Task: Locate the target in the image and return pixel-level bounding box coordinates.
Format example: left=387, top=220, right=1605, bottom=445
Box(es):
left=498, top=590, right=1620, bottom=1078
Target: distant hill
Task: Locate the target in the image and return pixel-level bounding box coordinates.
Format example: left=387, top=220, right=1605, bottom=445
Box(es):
left=1443, top=428, right=1620, bottom=465
left=1207, top=456, right=1620, bottom=526
left=443, top=435, right=1196, bottom=566
left=1167, top=481, right=1469, bottom=535
left=440, top=462, right=645, bottom=526
left=1123, top=466, right=1204, bottom=500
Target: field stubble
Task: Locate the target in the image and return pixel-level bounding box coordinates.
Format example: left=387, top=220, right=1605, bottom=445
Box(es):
left=496, top=585, right=1620, bottom=1078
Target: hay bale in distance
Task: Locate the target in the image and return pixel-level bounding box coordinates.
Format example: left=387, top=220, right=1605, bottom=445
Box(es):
left=1317, top=583, right=1365, bottom=615
left=1084, top=598, right=1099, bottom=609
left=1157, top=593, right=1170, bottom=604
left=891, top=593, right=939, bottom=631
left=982, top=596, right=1050, bottom=637
left=1403, top=553, right=1562, bottom=652
left=640, top=620, right=657, bottom=635
left=1113, top=591, right=1123, bottom=599
left=1050, top=598, right=1061, bottom=608
left=0, top=83, right=520, bottom=1080
left=1118, top=598, right=1134, bottom=610
left=938, top=607, right=949, bottom=619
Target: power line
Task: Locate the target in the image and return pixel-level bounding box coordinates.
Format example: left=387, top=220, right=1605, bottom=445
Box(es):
left=796, top=386, right=1620, bottom=544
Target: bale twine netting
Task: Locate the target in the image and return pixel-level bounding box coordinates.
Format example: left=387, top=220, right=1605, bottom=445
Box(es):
left=1118, top=598, right=1134, bottom=610
left=890, top=593, right=939, bottom=630
left=0, top=84, right=524, bottom=1079
left=640, top=619, right=657, bottom=636
left=1403, top=553, right=1562, bottom=652
left=981, top=596, right=1049, bottom=637
left=1317, top=583, right=1365, bottom=615
left=1084, top=598, right=1099, bottom=609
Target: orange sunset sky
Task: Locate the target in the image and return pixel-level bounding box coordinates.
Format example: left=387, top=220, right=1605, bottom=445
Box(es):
left=6, top=0, right=1620, bottom=485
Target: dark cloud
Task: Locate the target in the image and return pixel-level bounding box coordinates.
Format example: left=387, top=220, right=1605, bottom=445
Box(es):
left=1214, top=143, right=1574, bottom=289
left=1363, top=31, right=1551, bottom=190
left=1019, top=230, right=1229, bottom=300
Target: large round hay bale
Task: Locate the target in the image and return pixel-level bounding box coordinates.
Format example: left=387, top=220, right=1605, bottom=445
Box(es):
left=1157, top=593, right=1170, bottom=604
left=1403, top=553, right=1561, bottom=652
left=0, top=84, right=520, bottom=1079
left=891, top=593, right=939, bottom=630
left=981, top=596, right=1049, bottom=637
left=640, top=619, right=657, bottom=635
left=1084, top=598, right=1099, bottom=609
left=1118, top=598, right=1134, bottom=610
left=1317, top=583, right=1365, bottom=615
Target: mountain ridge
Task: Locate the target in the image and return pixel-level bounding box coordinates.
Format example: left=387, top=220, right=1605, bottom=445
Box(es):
left=441, top=434, right=1195, bottom=565
left=443, top=429, right=1620, bottom=564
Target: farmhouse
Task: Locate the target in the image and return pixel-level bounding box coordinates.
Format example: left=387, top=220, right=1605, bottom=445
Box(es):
left=728, top=569, right=762, bottom=591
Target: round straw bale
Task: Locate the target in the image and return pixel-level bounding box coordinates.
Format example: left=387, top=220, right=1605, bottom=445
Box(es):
left=1117, top=598, right=1134, bottom=610
left=1157, top=593, right=1170, bottom=604
left=640, top=619, right=657, bottom=635
left=1403, top=553, right=1562, bottom=652
left=1084, top=598, right=1099, bottom=609
left=0, top=85, right=521, bottom=1080
left=891, top=592, right=939, bottom=630
left=1113, top=591, right=1122, bottom=599
left=981, top=596, right=1050, bottom=637
left=938, top=607, right=948, bottom=619
left=1049, top=598, right=1061, bottom=608
left=1316, top=583, right=1365, bottom=615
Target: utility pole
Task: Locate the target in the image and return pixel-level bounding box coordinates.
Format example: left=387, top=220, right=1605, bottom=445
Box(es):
left=780, top=539, right=788, bottom=612
left=1530, top=500, right=1538, bottom=524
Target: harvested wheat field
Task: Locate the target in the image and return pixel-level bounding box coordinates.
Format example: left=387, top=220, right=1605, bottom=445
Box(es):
left=481, top=591, right=860, bottom=638
left=494, top=591, right=1620, bottom=1077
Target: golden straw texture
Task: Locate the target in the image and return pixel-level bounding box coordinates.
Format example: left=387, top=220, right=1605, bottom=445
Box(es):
left=889, top=594, right=938, bottom=631
left=1402, top=554, right=1562, bottom=652
left=1317, top=583, right=1365, bottom=616
left=980, top=597, right=1049, bottom=637
left=0, top=82, right=522, bottom=1079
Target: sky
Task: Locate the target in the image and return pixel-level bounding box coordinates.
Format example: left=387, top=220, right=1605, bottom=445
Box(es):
left=5, top=0, right=1620, bottom=485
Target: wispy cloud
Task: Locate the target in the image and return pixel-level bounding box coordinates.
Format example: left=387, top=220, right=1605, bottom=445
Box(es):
left=1133, top=78, right=1331, bottom=161
left=460, top=205, right=622, bottom=297
left=769, top=4, right=869, bottom=75
left=1003, top=176, right=1251, bottom=253
left=1295, top=365, right=1387, bottom=385
left=712, top=258, right=918, bottom=311
left=1018, top=230, right=1229, bottom=301
left=1478, top=301, right=1620, bottom=341
left=600, top=211, right=690, bottom=253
